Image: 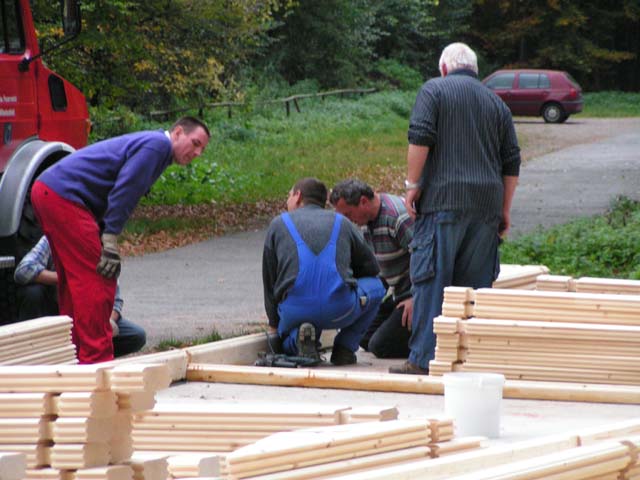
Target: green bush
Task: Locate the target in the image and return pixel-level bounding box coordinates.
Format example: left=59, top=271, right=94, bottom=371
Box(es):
left=371, top=58, right=424, bottom=91
left=500, top=197, right=640, bottom=279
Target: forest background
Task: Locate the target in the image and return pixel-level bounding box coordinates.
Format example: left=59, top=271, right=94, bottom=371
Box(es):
left=35, top=0, right=639, bottom=116
left=31, top=0, right=640, bottom=279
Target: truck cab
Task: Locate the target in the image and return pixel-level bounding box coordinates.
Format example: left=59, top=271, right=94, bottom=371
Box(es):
left=0, top=0, right=88, bottom=324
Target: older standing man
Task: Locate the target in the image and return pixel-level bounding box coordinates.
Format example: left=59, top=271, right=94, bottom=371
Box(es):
left=31, top=116, right=210, bottom=363
left=390, top=43, right=521, bottom=374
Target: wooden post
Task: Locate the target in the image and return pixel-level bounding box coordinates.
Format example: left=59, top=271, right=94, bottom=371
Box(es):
left=285, top=101, right=290, bottom=116
left=293, top=99, right=301, bottom=113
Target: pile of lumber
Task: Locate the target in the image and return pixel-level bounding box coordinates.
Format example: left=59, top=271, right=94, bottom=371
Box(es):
left=0, top=316, right=76, bottom=365
left=492, top=265, right=549, bottom=290
left=536, top=275, right=640, bottom=295
left=0, top=363, right=170, bottom=480
left=329, top=419, right=640, bottom=480
left=219, top=419, right=433, bottom=479
left=431, top=286, right=640, bottom=385
left=132, top=403, right=398, bottom=453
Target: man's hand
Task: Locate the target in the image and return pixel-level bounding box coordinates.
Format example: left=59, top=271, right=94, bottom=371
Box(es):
left=398, top=298, right=414, bottom=330
left=404, top=188, right=422, bottom=220
left=97, top=233, right=121, bottom=279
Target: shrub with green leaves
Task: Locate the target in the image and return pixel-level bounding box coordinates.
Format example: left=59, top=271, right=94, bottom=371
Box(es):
left=500, top=197, right=640, bottom=279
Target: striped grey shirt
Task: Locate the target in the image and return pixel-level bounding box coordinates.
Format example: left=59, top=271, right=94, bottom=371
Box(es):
left=408, top=69, right=521, bottom=217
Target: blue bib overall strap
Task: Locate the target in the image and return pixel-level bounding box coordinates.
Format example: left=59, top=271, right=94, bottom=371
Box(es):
left=277, top=212, right=356, bottom=354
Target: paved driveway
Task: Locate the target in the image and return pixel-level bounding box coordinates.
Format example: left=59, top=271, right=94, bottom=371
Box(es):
left=119, top=127, right=640, bottom=349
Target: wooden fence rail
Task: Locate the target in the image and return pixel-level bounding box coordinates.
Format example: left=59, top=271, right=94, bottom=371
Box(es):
left=148, top=88, right=377, bottom=120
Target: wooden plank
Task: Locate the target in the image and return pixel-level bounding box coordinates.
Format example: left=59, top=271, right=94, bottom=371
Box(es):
left=0, top=444, right=51, bottom=469
left=0, top=452, right=26, bottom=480
left=102, top=350, right=189, bottom=383
left=25, top=468, right=75, bottom=480
left=0, top=417, right=52, bottom=443
left=186, top=363, right=640, bottom=404
left=50, top=443, right=110, bottom=470
left=126, top=452, right=168, bottom=480
left=74, top=465, right=133, bottom=480
left=0, top=365, right=108, bottom=393
left=238, top=446, right=430, bottom=480
left=55, top=391, right=118, bottom=418
left=116, top=392, right=156, bottom=412
left=325, top=434, right=580, bottom=479
left=107, top=364, right=171, bottom=393
left=3, top=345, right=77, bottom=366
left=185, top=333, right=268, bottom=366
left=186, top=363, right=443, bottom=394
left=444, top=441, right=630, bottom=480
left=52, top=417, right=113, bottom=444
left=0, top=393, right=54, bottom=417
left=166, top=453, right=221, bottom=478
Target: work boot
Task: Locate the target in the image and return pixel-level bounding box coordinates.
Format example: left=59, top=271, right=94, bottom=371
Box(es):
left=388, top=360, right=429, bottom=375
left=296, top=323, right=320, bottom=361
left=330, top=344, right=357, bottom=366
left=267, top=332, right=283, bottom=354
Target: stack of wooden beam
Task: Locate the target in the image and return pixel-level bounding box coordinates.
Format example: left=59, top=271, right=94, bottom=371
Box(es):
left=329, top=420, right=640, bottom=480
left=471, top=288, right=640, bottom=325
left=445, top=437, right=640, bottom=480
left=0, top=363, right=170, bottom=479
left=430, top=287, right=640, bottom=385
left=218, top=419, right=432, bottom=479
left=430, top=317, right=465, bottom=376
left=132, top=403, right=398, bottom=453
left=462, top=318, right=640, bottom=384
left=0, top=316, right=76, bottom=365
left=536, top=275, right=640, bottom=295
left=492, top=265, right=549, bottom=290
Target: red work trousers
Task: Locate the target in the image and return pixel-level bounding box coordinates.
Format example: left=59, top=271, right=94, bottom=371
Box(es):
left=31, top=181, right=116, bottom=363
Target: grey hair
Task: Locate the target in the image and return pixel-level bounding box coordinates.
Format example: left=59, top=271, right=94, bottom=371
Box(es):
left=439, top=42, right=478, bottom=75
left=329, top=179, right=374, bottom=207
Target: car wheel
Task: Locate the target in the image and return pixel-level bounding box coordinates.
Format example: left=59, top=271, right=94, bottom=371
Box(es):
left=542, top=103, right=564, bottom=123
left=558, top=114, right=569, bottom=124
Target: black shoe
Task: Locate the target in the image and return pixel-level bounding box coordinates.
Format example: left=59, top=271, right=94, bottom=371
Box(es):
left=267, top=332, right=283, bottom=354
left=296, top=323, right=320, bottom=361
left=388, top=360, right=429, bottom=375
left=330, top=344, right=357, bottom=366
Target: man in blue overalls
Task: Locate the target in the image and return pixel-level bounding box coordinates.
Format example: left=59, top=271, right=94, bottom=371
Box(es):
left=262, top=178, right=385, bottom=365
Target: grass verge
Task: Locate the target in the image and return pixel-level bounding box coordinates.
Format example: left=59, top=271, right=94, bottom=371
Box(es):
left=500, top=197, right=640, bottom=279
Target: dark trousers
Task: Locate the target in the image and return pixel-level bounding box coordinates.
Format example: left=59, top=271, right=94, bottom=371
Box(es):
left=16, top=283, right=145, bottom=358
left=360, top=295, right=411, bottom=358
left=16, top=284, right=58, bottom=321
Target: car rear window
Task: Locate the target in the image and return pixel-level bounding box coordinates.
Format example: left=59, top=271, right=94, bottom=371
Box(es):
left=564, top=72, right=581, bottom=89
left=485, top=73, right=515, bottom=89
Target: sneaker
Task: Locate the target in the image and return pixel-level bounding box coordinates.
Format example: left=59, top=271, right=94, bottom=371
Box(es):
left=330, top=344, right=357, bottom=366
left=388, top=360, right=429, bottom=375
left=296, top=323, right=320, bottom=360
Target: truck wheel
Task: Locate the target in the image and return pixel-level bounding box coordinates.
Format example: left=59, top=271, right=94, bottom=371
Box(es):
left=542, top=103, right=565, bottom=123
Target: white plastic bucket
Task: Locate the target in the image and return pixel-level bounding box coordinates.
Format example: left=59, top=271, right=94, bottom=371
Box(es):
left=443, top=372, right=505, bottom=438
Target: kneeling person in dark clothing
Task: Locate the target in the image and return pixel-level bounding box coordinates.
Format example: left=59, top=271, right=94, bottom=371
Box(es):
left=331, top=179, right=413, bottom=358
left=14, top=236, right=146, bottom=357
left=262, top=178, right=386, bottom=366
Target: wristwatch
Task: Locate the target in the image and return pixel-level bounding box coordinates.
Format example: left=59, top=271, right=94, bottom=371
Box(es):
left=404, top=179, right=420, bottom=190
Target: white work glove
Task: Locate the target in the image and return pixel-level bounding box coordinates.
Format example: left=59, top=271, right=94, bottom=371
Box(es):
left=97, top=233, right=121, bottom=279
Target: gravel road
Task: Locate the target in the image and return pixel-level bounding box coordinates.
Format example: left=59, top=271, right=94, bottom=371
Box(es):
left=119, top=117, right=640, bottom=348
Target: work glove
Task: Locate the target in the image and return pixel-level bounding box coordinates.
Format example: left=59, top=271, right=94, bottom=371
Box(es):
left=97, top=233, right=121, bottom=279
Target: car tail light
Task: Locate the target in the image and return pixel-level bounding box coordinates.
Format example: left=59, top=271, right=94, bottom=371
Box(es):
left=568, top=88, right=578, bottom=100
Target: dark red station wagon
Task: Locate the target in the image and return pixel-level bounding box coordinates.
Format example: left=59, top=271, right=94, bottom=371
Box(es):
left=483, top=69, right=583, bottom=123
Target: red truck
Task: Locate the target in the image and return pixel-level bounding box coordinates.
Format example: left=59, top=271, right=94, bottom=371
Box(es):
left=0, top=0, right=89, bottom=323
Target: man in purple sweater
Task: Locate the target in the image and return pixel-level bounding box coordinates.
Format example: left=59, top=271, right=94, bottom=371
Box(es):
left=31, top=116, right=210, bottom=363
